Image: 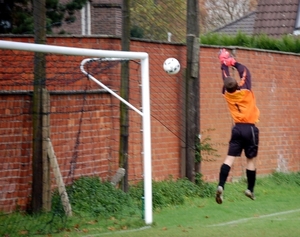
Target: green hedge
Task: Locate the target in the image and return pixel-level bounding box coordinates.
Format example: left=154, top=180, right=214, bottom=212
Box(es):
left=200, top=31, right=300, bottom=53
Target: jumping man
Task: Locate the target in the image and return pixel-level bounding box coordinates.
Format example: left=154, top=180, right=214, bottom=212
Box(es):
left=215, top=49, right=260, bottom=204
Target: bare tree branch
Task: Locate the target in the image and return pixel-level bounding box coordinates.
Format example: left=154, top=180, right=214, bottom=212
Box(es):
left=199, top=0, right=258, bottom=33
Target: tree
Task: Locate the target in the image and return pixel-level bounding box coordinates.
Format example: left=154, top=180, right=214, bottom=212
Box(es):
left=0, top=0, right=88, bottom=34
left=130, top=0, right=258, bottom=41
left=130, top=0, right=186, bottom=42
left=199, top=0, right=258, bottom=33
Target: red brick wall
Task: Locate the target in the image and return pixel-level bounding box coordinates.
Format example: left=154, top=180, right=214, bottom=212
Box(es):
left=92, top=1, right=122, bottom=35
left=0, top=36, right=300, bottom=212
left=200, top=48, right=300, bottom=182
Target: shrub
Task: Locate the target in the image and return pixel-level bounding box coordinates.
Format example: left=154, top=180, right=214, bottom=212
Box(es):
left=200, top=32, right=300, bottom=54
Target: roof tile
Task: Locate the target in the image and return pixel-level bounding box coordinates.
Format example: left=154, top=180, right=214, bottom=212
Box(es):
left=211, top=11, right=256, bottom=36
left=253, top=0, right=299, bottom=37
left=211, top=0, right=300, bottom=37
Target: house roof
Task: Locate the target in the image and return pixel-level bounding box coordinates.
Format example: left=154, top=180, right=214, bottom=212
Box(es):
left=211, top=11, right=256, bottom=36
left=212, top=0, right=300, bottom=38
left=253, top=0, right=300, bottom=37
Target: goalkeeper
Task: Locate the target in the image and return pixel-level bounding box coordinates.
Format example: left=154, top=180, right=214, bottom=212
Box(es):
left=215, top=49, right=260, bottom=204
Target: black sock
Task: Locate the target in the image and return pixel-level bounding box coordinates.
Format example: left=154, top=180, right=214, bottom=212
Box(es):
left=218, top=163, right=231, bottom=189
left=246, top=169, right=256, bottom=192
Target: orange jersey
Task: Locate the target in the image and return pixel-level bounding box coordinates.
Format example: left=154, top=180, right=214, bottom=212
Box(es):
left=224, top=89, right=260, bottom=124
left=221, top=62, right=260, bottom=124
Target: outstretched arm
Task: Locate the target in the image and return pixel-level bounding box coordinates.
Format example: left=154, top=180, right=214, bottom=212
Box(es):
left=218, top=49, right=252, bottom=90
left=221, top=64, right=230, bottom=80
left=234, top=62, right=252, bottom=90
left=220, top=64, right=230, bottom=93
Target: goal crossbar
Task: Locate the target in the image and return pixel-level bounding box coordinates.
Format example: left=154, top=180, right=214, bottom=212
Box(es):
left=0, top=40, right=153, bottom=225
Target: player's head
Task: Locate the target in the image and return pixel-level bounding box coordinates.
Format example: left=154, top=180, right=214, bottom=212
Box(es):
left=224, top=76, right=238, bottom=93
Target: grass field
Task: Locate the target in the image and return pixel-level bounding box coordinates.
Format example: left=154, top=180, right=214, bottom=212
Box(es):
left=47, top=173, right=300, bottom=237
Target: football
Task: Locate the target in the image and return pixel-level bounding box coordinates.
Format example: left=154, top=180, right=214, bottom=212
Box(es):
left=163, top=58, right=180, bottom=75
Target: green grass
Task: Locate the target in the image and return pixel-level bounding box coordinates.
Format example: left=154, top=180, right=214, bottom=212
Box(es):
left=45, top=174, right=300, bottom=237
left=2, top=173, right=300, bottom=237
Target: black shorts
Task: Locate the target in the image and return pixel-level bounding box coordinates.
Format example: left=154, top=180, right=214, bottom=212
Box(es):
left=228, top=123, right=259, bottom=159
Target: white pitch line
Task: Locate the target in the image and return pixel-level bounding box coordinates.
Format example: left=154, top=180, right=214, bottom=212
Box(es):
left=208, top=208, right=300, bottom=227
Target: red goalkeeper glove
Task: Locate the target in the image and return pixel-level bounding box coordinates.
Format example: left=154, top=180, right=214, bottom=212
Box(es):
left=224, top=57, right=236, bottom=66
left=218, top=49, right=236, bottom=66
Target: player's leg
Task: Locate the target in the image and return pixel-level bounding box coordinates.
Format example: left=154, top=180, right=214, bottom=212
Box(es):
left=216, top=125, right=242, bottom=204
left=245, top=157, right=257, bottom=200
left=215, top=155, right=235, bottom=204
left=218, top=155, right=235, bottom=188
left=244, top=125, right=259, bottom=200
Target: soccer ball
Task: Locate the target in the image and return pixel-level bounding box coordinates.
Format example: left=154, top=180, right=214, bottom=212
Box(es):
left=163, top=58, right=180, bottom=75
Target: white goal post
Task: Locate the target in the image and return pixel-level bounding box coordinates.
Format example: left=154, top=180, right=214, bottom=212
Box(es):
left=0, top=40, right=153, bottom=225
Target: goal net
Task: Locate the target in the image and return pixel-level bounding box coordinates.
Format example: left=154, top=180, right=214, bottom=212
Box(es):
left=0, top=40, right=153, bottom=230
